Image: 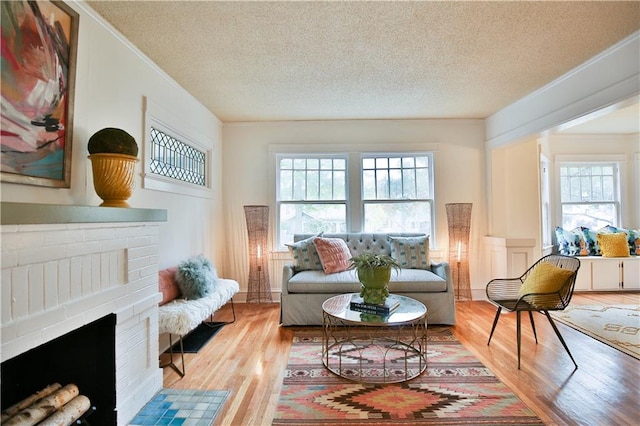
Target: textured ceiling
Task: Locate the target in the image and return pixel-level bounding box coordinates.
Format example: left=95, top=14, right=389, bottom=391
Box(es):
left=87, top=1, right=640, bottom=124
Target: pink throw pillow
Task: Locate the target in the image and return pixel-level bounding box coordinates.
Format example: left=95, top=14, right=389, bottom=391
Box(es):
left=313, top=237, right=352, bottom=274
left=158, top=267, right=181, bottom=305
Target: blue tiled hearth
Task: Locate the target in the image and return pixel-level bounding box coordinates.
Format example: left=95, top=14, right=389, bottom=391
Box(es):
left=129, top=388, right=229, bottom=426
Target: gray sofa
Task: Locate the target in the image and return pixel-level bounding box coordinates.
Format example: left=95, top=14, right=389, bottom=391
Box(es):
left=280, top=233, right=456, bottom=326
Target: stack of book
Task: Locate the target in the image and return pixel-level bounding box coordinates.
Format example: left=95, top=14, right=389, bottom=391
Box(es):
left=350, top=295, right=400, bottom=316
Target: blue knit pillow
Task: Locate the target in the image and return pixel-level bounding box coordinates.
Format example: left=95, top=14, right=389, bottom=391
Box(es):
left=175, top=255, right=218, bottom=300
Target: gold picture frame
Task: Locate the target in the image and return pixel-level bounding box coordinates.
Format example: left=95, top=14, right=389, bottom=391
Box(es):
left=1, top=0, right=79, bottom=188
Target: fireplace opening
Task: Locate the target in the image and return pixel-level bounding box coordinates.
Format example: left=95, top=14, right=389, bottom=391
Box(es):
left=1, top=314, right=116, bottom=424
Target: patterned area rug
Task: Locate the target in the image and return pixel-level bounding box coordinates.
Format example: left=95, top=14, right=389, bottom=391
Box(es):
left=551, top=304, right=640, bottom=359
left=273, top=327, right=543, bottom=425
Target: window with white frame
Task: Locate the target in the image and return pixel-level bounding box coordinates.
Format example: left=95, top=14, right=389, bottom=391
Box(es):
left=149, top=127, right=206, bottom=186
left=275, top=152, right=435, bottom=247
left=277, top=156, right=348, bottom=245
left=362, top=154, right=434, bottom=234
left=559, top=162, right=620, bottom=229
left=143, top=98, right=212, bottom=198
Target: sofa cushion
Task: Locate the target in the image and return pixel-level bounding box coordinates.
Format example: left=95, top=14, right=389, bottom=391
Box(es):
left=314, top=237, right=352, bottom=273
left=158, top=267, right=181, bottom=306
left=286, top=233, right=323, bottom=271
left=389, top=235, right=430, bottom=269
left=287, top=268, right=446, bottom=293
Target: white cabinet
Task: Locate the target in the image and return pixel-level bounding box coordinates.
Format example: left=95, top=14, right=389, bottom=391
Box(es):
left=575, top=257, right=640, bottom=292
left=591, top=258, right=622, bottom=291
left=623, top=259, right=640, bottom=289
left=573, top=264, right=592, bottom=291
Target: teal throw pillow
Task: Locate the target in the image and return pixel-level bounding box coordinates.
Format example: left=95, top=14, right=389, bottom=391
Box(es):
left=175, top=255, right=218, bottom=300
left=389, top=235, right=430, bottom=269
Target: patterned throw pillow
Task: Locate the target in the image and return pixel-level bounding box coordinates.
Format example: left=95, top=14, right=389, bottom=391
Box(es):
left=286, top=233, right=323, bottom=271
left=630, top=229, right=640, bottom=255
left=577, top=227, right=601, bottom=256
left=313, top=237, right=352, bottom=274
left=388, top=235, right=430, bottom=269
left=597, top=232, right=631, bottom=257
left=554, top=226, right=583, bottom=256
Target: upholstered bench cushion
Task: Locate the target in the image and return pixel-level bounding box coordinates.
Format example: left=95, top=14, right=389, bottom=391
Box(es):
left=158, top=278, right=239, bottom=336
left=287, top=268, right=446, bottom=293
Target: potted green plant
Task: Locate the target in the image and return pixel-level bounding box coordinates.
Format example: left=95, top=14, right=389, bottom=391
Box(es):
left=87, top=128, right=139, bottom=207
left=348, top=253, right=401, bottom=304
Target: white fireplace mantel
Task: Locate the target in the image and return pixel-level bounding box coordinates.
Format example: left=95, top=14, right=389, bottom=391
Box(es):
left=1, top=202, right=167, bottom=225
left=1, top=202, right=167, bottom=425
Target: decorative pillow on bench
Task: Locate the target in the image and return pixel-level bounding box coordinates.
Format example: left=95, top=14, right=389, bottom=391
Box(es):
left=554, top=227, right=585, bottom=256
left=598, top=232, right=631, bottom=257
left=175, top=255, right=219, bottom=300
left=159, top=267, right=180, bottom=305
left=555, top=225, right=639, bottom=256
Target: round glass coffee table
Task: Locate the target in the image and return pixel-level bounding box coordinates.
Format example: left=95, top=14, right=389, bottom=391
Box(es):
left=321, top=293, right=427, bottom=383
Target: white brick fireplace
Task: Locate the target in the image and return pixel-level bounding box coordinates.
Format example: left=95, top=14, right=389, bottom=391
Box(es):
left=1, top=203, right=167, bottom=425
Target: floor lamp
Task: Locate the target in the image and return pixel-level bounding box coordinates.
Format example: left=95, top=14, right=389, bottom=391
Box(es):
left=244, top=205, right=272, bottom=303
left=446, top=203, right=472, bottom=301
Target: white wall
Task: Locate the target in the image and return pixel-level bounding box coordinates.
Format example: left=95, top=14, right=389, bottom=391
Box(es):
left=490, top=138, right=541, bottom=242
left=222, top=119, right=488, bottom=297
left=0, top=3, right=225, bottom=271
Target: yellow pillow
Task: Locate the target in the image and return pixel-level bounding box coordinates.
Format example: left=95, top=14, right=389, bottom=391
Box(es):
left=597, top=232, right=630, bottom=257
left=518, top=262, right=574, bottom=297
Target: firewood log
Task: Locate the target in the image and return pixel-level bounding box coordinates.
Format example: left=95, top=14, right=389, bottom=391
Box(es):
left=0, top=383, right=62, bottom=423
left=2, top=384, right=79, bottom=426
left=36, top=395, right=91, bottom=426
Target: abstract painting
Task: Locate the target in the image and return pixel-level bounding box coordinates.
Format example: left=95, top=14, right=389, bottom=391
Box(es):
left=1, top=0, right=78, bottom=187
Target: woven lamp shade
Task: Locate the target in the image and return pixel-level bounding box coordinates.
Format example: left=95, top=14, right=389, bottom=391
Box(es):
left=244, top=205, right=272, bottom=303
left=446, top=203, right=472, bottom=301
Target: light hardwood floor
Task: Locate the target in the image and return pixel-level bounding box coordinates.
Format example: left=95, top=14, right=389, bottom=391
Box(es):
left=161, top=292, right=640, bottom=426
